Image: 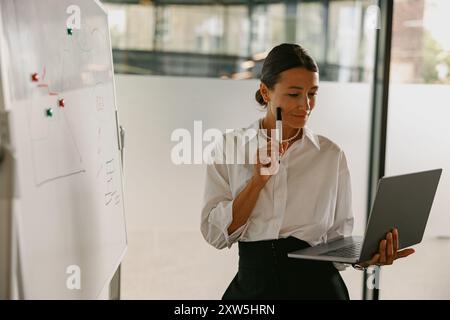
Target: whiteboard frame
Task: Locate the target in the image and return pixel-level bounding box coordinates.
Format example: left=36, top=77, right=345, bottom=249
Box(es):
left=0, top=1, right=13, bottom=299
left=97, top=0, right=127, bottom=300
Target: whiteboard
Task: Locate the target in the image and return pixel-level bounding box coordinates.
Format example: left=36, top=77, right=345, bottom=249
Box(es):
left=0, top=0, right=127, bottom=299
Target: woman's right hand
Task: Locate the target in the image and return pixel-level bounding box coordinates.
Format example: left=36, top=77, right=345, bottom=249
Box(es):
left=253, top=140, right=287, bottom=185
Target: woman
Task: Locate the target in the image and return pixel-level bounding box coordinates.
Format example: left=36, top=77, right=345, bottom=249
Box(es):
left=200, top=43, right=415, bottom=300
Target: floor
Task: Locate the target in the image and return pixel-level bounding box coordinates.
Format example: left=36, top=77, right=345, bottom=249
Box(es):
left=120, top=227, right=450, bottom=300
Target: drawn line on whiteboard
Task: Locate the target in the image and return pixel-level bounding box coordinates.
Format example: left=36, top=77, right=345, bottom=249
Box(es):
left=105, top=192, right=112, bottom=205
left=28, top=99, right=84, bottom=186
left=36, top=66, right=60, bottom=96
left=62, top=109, right=83, bottom=163
left=42, top=66, right=46, bottom=80
left=106, top=159, right=114, bottom=174
left=29, top=69, right=84, bottom=184
left=37, top=84, right=59, bottom=96
left=105, top=159, right=117, bottom=206
left=36, top=170, right=86, bottom=187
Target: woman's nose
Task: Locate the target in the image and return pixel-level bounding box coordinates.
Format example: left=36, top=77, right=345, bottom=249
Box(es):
left=297, top=97, right=311, bottom=112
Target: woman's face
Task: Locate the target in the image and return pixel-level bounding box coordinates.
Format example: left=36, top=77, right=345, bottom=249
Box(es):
left=261, top=67, right=319, bottom=129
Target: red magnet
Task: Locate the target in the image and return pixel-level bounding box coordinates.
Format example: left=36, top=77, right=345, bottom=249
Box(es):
left=31, top=73, right=39, bottom=82
left=58, top=98, right=65, bottom=108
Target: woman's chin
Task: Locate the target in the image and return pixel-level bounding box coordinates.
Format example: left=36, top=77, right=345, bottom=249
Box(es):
left=287, top=118, right=307, bottom=128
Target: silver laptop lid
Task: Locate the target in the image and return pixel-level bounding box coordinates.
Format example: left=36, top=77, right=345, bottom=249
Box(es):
left=359, top=169, right=442, bottom=262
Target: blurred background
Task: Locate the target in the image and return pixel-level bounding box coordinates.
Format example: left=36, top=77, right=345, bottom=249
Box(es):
left=103, top=0, right=450, bottom=299
left=104, top=0, right=450, bottom=84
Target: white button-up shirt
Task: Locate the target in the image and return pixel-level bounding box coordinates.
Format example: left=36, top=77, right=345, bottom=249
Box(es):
left=201, top=118, right=354, bottom=254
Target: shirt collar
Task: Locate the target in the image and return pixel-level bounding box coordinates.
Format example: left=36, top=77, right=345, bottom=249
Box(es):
left=303, top=125, right=321, bottom=150
left=251, top=118, right=321, bottom=151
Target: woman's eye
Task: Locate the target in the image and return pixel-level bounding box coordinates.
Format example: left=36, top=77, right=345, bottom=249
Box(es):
left=288, top=92, right=317, bottom=98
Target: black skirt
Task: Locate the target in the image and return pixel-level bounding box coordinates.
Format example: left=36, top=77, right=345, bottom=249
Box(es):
left=222, top=236, right=350, bottom=300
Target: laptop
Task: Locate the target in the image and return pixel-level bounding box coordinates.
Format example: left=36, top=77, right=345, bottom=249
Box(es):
left=288, top=169, right=442, bottom=264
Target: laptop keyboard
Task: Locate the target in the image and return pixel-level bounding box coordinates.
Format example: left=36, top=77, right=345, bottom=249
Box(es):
left=320, top=242, right=363, bottom=258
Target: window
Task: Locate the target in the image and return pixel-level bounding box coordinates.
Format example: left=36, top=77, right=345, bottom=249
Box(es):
left=104, top=0, right=377, bottom=81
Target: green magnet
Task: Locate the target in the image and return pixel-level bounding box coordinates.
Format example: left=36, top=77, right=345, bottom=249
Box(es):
left=67, top=28, right=73, bottom=35
left=46, top=108, right=54, bottom=117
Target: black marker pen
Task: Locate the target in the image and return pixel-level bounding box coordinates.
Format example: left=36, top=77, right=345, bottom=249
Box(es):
left=276, top=107, right=282, bottom=163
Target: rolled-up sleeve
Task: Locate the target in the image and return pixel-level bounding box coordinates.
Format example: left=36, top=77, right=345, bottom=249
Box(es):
left=200, top=157, right=248, bottom=249
left=328, top=151, right=355, bottom=270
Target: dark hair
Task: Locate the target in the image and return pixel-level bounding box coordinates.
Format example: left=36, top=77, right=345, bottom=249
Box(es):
left=255, top=43, right=319, bottom=106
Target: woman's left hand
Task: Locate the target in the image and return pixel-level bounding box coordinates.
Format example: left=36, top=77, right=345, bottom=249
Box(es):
left=358, top=228, right=415, bottom=268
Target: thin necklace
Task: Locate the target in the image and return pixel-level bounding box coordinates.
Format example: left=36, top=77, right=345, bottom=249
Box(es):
left=259, top=118, right=302, bottom=143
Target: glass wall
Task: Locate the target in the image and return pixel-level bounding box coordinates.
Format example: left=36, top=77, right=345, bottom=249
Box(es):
left=382, top=0, right=450, bottom=299
left=108, top=0, right=380, bottom=300
left=104, top=0, right=376, bottom=80
left=107, top=0, right=450, bottom=300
